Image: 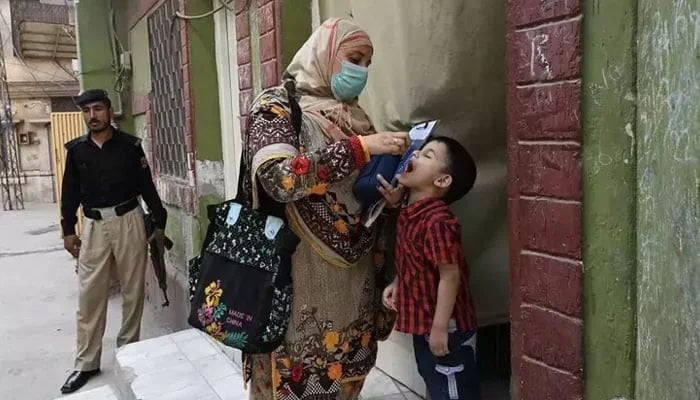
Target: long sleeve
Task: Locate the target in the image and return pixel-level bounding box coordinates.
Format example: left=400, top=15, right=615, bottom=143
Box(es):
left=252, top=112, right=369, bottom=204
left=60, top=152, right=80, bottom=237
left=135, top=145, right=167, bottom=229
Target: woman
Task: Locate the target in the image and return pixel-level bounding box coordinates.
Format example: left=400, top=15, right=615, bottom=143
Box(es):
left=245, top=18, right=409, bottom=400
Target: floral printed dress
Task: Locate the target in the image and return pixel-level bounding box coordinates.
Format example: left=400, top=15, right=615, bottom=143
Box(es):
left=245, top=88, right=383, bottom=400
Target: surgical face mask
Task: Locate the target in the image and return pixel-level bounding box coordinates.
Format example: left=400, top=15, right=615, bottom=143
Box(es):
left=331, top=61, right=369, bottom=102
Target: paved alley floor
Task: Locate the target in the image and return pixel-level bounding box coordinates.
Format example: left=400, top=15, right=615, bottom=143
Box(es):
left=0, top=203, right=173, bottom=400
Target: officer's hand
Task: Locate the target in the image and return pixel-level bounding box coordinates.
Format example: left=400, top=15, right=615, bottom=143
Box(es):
left=64, top=235, right=81, bottom=258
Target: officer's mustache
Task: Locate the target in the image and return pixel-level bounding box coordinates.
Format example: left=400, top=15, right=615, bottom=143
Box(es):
left=89, top=119, right=100, bottom=124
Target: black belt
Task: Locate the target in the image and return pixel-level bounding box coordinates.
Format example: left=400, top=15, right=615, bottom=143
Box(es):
left=84, top=198, right=139, bottom=220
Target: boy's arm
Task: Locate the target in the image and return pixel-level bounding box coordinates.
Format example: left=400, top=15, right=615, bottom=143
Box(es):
left=433, top=263, right=460, bottom=331
left=425, top=216, right=464, bottom=356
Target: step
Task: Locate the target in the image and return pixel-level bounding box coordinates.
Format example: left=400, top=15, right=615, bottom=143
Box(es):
left=114, top=329, right=248, bottom=400
left=54, top=384, right=119, bottom=400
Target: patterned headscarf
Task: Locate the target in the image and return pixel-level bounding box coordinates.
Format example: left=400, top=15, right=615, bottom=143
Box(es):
left=286, top=18, right=375, bottom=142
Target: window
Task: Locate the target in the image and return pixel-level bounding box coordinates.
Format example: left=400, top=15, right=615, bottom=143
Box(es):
left=147, top=0, right=187, bottom=179
left=50, top=97, right=77, bottom=112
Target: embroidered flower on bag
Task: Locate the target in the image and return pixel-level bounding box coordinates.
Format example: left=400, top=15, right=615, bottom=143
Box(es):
left=205, top=281, right=223, bottom=307
left=206, top=322, right=226, bottom=341
left=224, top=331, right=249, bottom=348
left=197, top=303, right=214, bottom=326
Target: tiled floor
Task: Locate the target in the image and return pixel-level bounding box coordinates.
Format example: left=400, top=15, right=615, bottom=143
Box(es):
left=70, top=329, right=508, bottom=400
left=57, top=385, right=119, bottom=400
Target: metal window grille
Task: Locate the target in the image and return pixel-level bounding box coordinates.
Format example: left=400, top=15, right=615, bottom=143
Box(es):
left=148, top=0, right=187, bottom=179
left=50, top=97, right=77, bottom=112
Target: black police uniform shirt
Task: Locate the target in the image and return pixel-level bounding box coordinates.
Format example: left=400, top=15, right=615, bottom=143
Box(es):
left=60, top=129, right=167, bottom=236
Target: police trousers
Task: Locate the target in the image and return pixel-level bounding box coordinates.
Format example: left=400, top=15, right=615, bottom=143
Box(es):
left=75, top=206, right=148, bottom=371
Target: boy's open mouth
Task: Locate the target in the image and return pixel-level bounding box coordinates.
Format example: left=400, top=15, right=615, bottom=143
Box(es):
left=404, top=160, right=415, bottom=174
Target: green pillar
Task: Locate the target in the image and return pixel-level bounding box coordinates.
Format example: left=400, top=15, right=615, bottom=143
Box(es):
left=635, top=0, right=700, bottom=398
left=280, top=0, right=312, bottom=69
left=581, top=0, right=638, bottom=398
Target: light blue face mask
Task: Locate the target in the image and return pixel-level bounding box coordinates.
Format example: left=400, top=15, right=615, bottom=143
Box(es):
left=331, top=61, right=369, bottom=103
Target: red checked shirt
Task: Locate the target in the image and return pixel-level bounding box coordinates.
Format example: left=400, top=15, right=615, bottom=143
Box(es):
left=394, top=197, right=477, bottom=335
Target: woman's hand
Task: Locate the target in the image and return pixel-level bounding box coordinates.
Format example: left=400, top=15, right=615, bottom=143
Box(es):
left=377, top=174, right=406, bottom=208
left=363, top=131, right=410, bottom=156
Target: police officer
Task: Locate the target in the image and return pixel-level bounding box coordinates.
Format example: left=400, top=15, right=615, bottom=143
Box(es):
left=59, top=89, right=167, bottom=394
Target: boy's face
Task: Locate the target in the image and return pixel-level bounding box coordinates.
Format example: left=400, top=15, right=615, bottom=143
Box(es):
left=398, top=140, right=453, bottom=191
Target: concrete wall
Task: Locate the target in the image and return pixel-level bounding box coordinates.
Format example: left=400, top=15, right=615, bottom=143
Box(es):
left=0, top=0, right=78, bottom=203
left=506, top=1, right=584, bottom=399
left=635, top=0, right=700, bottom=398
left=13, top=99, right=55, bottom=203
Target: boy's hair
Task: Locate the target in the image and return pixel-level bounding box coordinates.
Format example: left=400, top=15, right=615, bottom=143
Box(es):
left=426, top=136, right=477, bottom=204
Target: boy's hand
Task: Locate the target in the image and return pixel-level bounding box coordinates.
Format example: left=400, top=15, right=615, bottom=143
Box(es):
left=382, top=280, right=398, bottom=311
left=377, top=175, right=405, bottom=208
left=429, top=325, right=449, bottom=357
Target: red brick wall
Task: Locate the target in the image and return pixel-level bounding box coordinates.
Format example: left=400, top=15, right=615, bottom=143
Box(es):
left=235, top=0, right=252, bottom=133
left=506, top=1, right=583, bottom=399
left=234, top=0, right=283, bottom=133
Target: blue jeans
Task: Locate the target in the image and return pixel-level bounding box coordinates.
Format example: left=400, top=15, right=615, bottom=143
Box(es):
left=413, top=330, right=480, bottom=400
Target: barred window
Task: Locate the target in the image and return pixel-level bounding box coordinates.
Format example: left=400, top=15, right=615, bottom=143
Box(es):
left=50, top=97, right=77, bottom=112
left=148, top=0, right=187, bottom=179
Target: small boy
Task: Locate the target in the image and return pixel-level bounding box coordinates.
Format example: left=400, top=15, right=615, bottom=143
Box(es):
left=381, top=136, right=479, bottom=400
